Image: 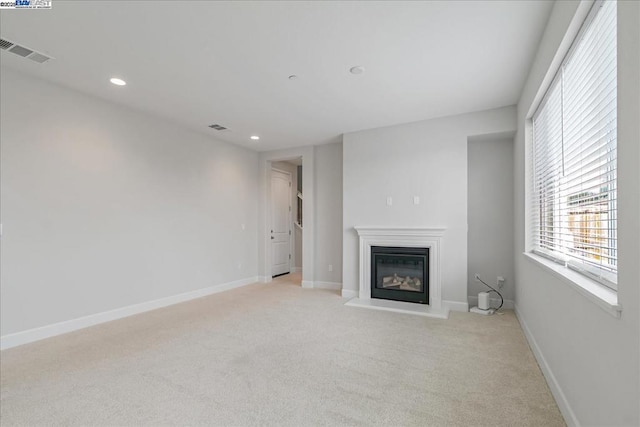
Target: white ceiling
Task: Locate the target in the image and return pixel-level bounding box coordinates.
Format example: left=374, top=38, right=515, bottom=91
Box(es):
left=0, top=1, right=553, bottom=151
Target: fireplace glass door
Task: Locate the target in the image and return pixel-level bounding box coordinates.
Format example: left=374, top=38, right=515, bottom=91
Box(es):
left=371, top=246, right=429, bottom=304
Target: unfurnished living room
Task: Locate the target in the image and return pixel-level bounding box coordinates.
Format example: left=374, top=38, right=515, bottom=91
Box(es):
left=0, top=1, right=638, bottom=426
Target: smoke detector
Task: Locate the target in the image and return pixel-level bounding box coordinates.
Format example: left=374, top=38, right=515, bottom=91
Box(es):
left=208, top=124, right=228, bottom=131
left=0, top=38, right=53, bottom=63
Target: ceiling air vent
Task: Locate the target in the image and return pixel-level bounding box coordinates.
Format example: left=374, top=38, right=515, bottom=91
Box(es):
left=0, top=38, right=53, bottom=63
left=0, top=39, right=14, bottom=50
left=9, top=45, right=33, bottom=57
left=208, top=124, right=228, bottom=131
left=28, top=52, right=51, bottom=63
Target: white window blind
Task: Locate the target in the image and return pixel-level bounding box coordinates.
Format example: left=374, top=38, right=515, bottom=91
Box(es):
left=531, top=0, right=617, bottom=289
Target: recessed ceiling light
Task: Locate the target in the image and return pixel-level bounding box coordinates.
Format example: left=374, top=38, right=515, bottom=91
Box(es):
left=288, top=75, right=298, bottom=80
left=250, top=135, right=260, bottom=140
left=350, top=66, right=365, bottom=75
left=110, top=77, right=126, bottom=86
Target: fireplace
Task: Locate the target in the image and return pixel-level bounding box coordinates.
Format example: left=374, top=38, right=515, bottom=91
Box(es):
left=348, top=227, right=448, bottom=319
left=371, top=246, right=429, bottom=304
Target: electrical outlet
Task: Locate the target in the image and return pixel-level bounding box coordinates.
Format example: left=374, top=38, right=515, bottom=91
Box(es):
left=497, top=276, right=505, bottom=289
left=474, top=273, right=480, bottom=281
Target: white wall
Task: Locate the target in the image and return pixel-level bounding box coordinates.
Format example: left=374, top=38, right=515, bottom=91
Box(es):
left=513, top=1, right=640, bottom=425
left=0, top=69, right=259, bottom=337
left=342, top=107, right=516, bottom=308
left=467, top=137, right=514, bottom=305
left=314, top=142, right=342, bottom=284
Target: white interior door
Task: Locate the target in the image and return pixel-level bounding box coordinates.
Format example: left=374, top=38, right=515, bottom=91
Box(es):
left=271, top=169, right=291, bottom=277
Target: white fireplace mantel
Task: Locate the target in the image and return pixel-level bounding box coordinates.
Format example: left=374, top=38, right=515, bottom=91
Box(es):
left=346, top=226, right=449, bottom=319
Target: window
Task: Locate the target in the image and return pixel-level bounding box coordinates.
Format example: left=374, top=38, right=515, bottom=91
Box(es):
left=531, top=0, right=617, bottom=290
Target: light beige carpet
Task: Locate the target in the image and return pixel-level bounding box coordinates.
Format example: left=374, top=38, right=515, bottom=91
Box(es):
left=0, top=273, right=564, bottom=426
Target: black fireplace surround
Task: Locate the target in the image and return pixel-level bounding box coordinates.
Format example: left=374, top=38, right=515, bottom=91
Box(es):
left=371, top=246, right=429, bottom=304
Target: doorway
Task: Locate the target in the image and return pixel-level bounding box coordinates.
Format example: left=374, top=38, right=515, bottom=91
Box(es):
left=261, top=149, right=314, bottom=287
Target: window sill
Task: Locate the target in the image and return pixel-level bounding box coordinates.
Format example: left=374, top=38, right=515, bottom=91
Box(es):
left=523, top=252, right=622, bottom=318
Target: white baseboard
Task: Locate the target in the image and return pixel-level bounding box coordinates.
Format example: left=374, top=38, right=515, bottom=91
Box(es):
left=301, top=280, right=314, bottom=288
left=258, top=275, right=272, bottom=283
left=0, top=276, right=259, bottom=351
left=312, top=281, right=342, bottom=290
left=443, top=300, right=469, bottom=312
left=515, top=304, right=577, bottom=426
left=468, top=295, right=515, bottom=310
left=341, top=289, right=357, bottom=299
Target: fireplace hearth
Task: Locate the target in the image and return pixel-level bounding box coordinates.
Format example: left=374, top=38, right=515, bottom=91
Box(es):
left=371, top=246, right=429, bottom=304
